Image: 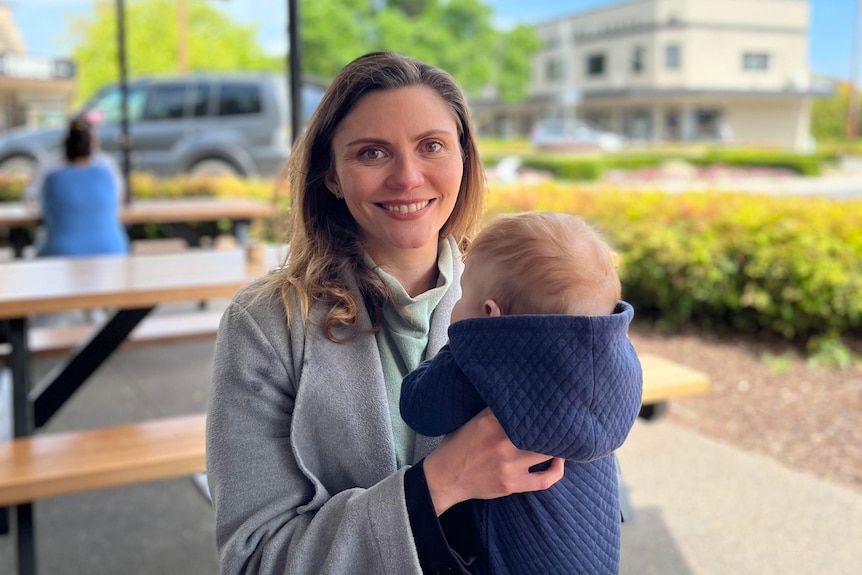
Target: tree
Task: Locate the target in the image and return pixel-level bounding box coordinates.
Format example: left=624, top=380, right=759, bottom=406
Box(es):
left=69, top=0, right=541, bottom=107
left=70, top=0, right=277, bottom=105
left=810, top=82, right=861, bottom=142
left=299, top=0, right=541, bottom=102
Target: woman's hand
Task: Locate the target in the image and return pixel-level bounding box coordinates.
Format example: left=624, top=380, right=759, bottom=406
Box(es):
left=423, top=408, right=565, bottom=516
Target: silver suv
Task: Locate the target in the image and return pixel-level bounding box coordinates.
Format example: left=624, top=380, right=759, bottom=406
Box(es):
left=0, top=73, right=325, bottom=179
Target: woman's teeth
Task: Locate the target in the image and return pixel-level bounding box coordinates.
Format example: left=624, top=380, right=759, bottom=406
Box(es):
left=381, top=200, right=430, bottom=214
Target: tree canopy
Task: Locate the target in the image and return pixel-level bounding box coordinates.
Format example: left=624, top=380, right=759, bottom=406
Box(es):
left=301, top=0, right=541, bottom=101
left=70, top=0, right=277, bottom=105
left=810, top=82, right=858, bottom=142
left=69, top=0, right=540, bottom=106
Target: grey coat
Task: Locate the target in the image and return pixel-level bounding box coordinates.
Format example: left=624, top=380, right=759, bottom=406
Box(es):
left=206, top=238, right=462, bottom=575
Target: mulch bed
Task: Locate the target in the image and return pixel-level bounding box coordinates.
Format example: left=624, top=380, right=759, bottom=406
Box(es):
left=628, top=322, right=862, bottom=493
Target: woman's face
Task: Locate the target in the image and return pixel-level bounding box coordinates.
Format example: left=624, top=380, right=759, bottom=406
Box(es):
left=327, top=86, right=463, bottom=265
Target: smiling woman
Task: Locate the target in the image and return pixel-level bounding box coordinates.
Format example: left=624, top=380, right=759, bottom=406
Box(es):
left=205, top=52, right=566, bottom=575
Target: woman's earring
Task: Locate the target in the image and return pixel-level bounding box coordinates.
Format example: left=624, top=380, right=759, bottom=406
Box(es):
left=332, top=186, right=343, bottom=200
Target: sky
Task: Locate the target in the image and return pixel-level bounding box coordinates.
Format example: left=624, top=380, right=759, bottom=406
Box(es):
left=6, top=0, right=859, bottom=81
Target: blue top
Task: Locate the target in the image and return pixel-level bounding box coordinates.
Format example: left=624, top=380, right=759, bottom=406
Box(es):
left=37, top=162, right=129, bottom=257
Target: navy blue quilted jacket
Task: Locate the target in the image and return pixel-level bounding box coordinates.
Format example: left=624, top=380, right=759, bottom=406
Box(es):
left=400, top=301, right=643, bottom=575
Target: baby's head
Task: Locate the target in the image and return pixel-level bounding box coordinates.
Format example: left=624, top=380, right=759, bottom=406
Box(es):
left=451, top=212, right=621, bottom=323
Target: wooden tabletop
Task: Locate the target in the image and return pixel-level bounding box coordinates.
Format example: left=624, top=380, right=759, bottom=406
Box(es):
left=0, top=249, right=257, bottom=318
left=0, top=198, right=277, bottom=228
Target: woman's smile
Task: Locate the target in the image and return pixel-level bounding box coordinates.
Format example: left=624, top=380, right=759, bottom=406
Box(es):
left=378, top=199, right=433, bottom=215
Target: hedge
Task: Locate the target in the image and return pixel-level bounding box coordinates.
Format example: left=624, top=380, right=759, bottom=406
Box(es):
left=481, top=148, right=832, bottom=180
left=3, top=173, right=859, bottom=350
left=484, top=183, right=862, bottom=349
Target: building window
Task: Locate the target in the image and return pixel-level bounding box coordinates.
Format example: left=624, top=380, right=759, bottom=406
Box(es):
left=743, top=52, right=769, bottom=71
left=665, top=44, right=681, bottom=69
left=545, top=58, right=564, bottom=82
left=694, top=108, right=723, bottom=139
left=632, top=46, right=645, bottom=73
left=587, top=54, right=606, bottom=77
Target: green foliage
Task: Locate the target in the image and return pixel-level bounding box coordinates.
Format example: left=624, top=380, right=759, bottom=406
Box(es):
left=806, top=336, right=856, bottom=369
left=299, top=0, right=540, bottom=100
left=71, top=0, right=278, bottom=105
left=810, top=82, right=858, bottom=142
left=0, top=176, right=26, bottom=201
left=484, top=184, right=862, bottom=349
left=481, top=148, right=832, bottom=180
left=519, top=155, right=607, bottom=180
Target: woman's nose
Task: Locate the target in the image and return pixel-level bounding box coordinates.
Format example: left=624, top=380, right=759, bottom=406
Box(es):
left=386, top=154, right=425, bottom=191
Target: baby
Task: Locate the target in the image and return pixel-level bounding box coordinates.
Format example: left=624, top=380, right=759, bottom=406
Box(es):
left=401, top=211, right=643, bottom=575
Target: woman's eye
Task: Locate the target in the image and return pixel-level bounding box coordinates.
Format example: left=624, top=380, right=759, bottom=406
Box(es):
left=423, top=141, right=443, bottom=153
left=360, top=148, right=384, bottom=160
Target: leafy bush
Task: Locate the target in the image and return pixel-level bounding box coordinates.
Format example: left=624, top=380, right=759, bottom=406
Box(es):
left=0, top=175, right=28, bottom=201
left=480, top=148, right=830, bottom=180
left=484, top=183, right=862, bottom=348
left=0, top=173, right=279, bottom=203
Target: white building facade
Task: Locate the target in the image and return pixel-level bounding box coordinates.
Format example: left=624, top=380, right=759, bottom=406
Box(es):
left=0, top=3, right=76, bottom=133
left=474, top=0, right=828, bottom=150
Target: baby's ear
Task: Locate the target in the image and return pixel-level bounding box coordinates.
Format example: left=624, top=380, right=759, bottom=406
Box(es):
left=484, top=299, right=502, bottom=317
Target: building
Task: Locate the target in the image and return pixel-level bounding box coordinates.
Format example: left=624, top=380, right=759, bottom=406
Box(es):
left=0, top=3, right=76, bottom=132
left=473, top=0, right=829, bottom=150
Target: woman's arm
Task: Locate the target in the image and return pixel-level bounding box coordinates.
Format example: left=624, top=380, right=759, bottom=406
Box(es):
left=207, top=300, right=424, bottom=575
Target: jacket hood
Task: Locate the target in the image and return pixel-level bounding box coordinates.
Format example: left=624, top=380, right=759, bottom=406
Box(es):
left=447, top=301, right=642, bottom=461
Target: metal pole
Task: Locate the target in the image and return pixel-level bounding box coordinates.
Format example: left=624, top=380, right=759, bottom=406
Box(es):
left=848, top=0, right=861, bottom=140
left=117, top=0, right=132, bottom=202
left=288, top=0, right=302, bottom=144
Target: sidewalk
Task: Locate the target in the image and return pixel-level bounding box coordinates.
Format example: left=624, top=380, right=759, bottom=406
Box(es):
left=618, top=419, right=862, bottom=575
left=1, top=338, right=860, bottom=574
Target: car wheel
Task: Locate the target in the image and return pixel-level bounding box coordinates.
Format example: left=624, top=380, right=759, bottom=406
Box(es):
left=0, top=155, right=37, bottom=179
left=188, top=158, right=242, bottom=178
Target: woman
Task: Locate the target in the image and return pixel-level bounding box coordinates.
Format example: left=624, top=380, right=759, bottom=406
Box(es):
left=37, top=118, right=128, bottom=257
left=206, top=52, right=564, bottom=574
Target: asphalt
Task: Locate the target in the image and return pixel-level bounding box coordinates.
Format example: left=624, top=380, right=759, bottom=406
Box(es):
left=1, top=307, right=860, bottom=575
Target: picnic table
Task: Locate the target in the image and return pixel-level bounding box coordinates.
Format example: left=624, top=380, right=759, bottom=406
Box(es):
left=0, top=198, right=278, bottom=258
left=0, top=248, right=262, bottom=575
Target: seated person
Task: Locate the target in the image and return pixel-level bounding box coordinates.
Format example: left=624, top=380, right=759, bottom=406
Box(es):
left=400, top=211, right=643, bottom=575
left=36, top=118, right=129, bottom=257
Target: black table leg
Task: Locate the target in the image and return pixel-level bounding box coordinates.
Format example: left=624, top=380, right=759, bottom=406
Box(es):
left=7, top=317, right=37, bottom=574
left=31, top=307, right=153, bottom=428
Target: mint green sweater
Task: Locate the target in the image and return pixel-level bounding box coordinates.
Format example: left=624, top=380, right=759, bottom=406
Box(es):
left=365, top=240, right=454, bottom=467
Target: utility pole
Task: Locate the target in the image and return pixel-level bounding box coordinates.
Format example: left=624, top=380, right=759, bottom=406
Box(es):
left=177, top=0, right=189, bottom=73
left=117, top=0, right=132, bottom=202
left=848, top=0, right=861, bottom=140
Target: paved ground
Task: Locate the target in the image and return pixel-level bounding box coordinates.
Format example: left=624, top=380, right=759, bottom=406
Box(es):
left=1, top=322, right=861, bottom=574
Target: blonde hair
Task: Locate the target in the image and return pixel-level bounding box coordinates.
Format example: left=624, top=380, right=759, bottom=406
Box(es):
left=466, top=212, right=620, bottom=316
left=256, top=52, right=486, bottom=341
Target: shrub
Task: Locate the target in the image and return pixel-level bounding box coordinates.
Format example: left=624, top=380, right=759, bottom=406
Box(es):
left=484, top=183, right=862, bottom=347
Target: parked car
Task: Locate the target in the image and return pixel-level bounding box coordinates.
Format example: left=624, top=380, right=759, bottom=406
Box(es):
left=530, top=119, right=624, bottom=152
left=0, top=73, right=326, bottom=180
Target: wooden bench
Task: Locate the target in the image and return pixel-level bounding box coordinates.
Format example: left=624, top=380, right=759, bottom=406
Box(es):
left=0, top=310, right=224, bottom=361
left=0, top=349, right=708, bottom=508
left=0, top=414, right=205, bottom=506
left=638, top=351, right=710, bottom=419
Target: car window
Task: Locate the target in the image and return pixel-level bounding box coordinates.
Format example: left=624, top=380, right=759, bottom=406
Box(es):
left=143, top=84, right=187, bottom=121
left=217, top=83, right=262, bottom=116
left=302, top=86, right=324, bottom=121
left=189, top=84, right=210, bottom=117
left=82, top=86, right=147, bottom=124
